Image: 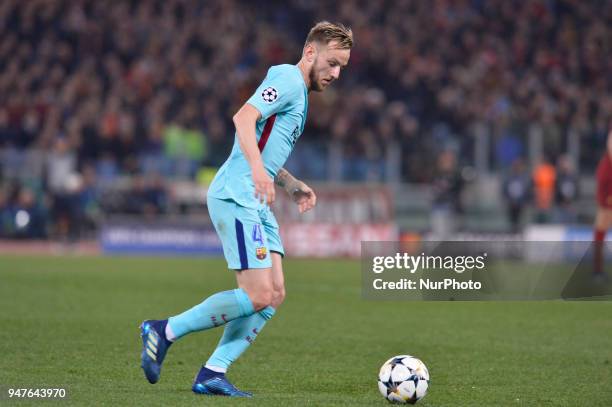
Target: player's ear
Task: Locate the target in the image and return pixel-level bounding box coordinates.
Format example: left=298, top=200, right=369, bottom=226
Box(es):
left=304, top=42, right=316, bottom=63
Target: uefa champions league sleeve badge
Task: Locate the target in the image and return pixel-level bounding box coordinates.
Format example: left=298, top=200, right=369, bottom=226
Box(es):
left=261, top=87, right=279, bottom=104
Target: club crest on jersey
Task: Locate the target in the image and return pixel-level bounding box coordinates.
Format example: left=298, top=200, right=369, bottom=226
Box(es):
left=256, top=246, right=268, bottom=260
left=261, top=87, right=278, bottom=104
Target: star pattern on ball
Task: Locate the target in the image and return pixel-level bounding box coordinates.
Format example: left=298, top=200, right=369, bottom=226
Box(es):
left=378, top=355, right=429, bottom=404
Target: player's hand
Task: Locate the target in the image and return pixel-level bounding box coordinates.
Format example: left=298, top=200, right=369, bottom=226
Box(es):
left=252, top=166, right=275, bottom=205
left=291, top=182, right=317, bottom=213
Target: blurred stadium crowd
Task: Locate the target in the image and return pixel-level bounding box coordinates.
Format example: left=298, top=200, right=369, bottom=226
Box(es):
left=0, top=0, right=610, bottom=239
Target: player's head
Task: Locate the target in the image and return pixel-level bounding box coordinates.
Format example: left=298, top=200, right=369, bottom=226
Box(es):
left=301, top=21, right=353, bottom=92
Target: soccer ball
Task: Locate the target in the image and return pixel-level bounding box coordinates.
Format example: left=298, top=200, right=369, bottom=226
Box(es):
left=378, top=355, right=429, bottom=404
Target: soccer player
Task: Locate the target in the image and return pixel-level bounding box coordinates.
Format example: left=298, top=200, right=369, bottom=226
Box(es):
left=139, top=22, right=353, bottom=397
left=593, top=128, right=612, bottom=280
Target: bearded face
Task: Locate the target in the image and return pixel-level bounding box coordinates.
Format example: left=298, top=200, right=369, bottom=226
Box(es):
left=306, top=41, right=350, bottom=92
left=308, top=61, right=324, bottom=92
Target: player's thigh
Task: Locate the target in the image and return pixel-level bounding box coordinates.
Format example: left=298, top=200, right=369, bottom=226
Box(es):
left=208, top=197, right=273, bottom=271
left=261, top=207, right=286, bottom=307
left=260, top=207, right=285, bottom=258
left=595, top=208, right=612, bottom=230
left=235, top=267, right=274, bottom=293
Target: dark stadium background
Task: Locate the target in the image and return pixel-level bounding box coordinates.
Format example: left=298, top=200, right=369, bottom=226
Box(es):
left=1, top=1, right=611, bottom=406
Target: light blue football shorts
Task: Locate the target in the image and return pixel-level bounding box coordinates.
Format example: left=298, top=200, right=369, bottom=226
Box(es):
left=207, top=196, right=284, bottom=270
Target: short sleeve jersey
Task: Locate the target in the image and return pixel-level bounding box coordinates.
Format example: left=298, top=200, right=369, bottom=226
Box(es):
left=207, top=64, right=309, bottom=208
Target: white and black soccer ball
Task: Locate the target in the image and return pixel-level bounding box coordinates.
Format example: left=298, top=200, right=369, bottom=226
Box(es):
left=261, top=87, right=278, bottom=103
left=378, top=355, right=430, bottom=404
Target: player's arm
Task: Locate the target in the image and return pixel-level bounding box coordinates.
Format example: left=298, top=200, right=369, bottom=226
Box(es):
left=233, top=103, right=275, bottom=204
left=275, top=168, right=317, bottom=213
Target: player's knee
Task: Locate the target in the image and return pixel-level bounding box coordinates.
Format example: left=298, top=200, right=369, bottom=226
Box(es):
left=271, top=286, right=286, bottom=308
left=249, top=289, right=274, bottom=311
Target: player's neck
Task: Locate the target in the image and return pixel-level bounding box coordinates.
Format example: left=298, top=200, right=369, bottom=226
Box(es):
left=296, top=60, right=312, bottom=93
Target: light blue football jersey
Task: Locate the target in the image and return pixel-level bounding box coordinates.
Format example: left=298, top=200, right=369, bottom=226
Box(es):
left=208, top=64, right=308, bottom=208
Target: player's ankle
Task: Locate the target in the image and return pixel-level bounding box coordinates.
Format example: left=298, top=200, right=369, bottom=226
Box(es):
left=153, top=319, right=172, bottom=347
left=196, top=365, right=227, bottom=383
left=164, top=320, right=176, bottom=342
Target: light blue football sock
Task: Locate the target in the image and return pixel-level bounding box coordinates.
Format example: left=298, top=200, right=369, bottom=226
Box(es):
left=167, top=289, right=255, bottom=340
left=205, top=306, right=276, bottom=370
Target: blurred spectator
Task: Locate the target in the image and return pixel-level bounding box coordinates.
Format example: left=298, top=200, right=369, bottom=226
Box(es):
left=12, top=187, right=46, bottom=238
left=47, top=138, right=76, bottom=194
left=163, top=122, right=207, bottom=178
left=430, top=150, right=464, bottom=238
left=143, top=174, right=168, bottom=217
left=554, top=155, right=579, bottom=223
left=0, top=188, right=11, bottom=237
left=0, top=183, right=47, bottom=238
left=76, top=164, right=101, bottom=235
left=532, top=156, right=557, bottom=223
left=0, top=108, right=17, bottom=147
left=46, top=137, right=79, bottom=240
left=495, top=131, right=524, bottom=170
left=502, top=158, right=531, bottom=233
left=123, top=174, right=167, bottom=218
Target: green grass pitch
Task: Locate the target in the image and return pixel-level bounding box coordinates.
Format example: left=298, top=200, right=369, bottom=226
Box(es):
left=1, top=255, right=611, bottom=406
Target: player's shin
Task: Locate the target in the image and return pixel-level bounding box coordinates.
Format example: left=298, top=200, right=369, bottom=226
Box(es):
left=205, top=306, right=276, bottom=371
left=167, top=288, right=255, bottom=340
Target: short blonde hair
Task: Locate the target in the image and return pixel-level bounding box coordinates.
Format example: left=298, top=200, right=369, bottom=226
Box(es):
left=305, top=21, right=353, bottom=49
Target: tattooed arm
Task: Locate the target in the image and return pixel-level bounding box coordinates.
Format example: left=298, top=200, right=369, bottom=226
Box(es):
left=274, top=168, right=317, bottom=213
